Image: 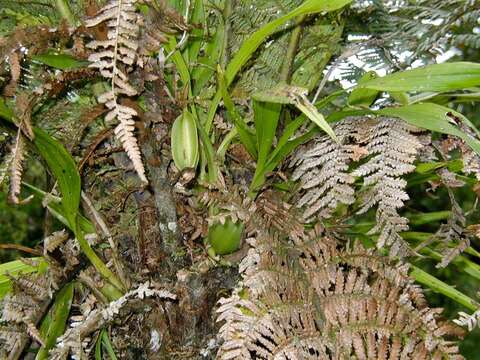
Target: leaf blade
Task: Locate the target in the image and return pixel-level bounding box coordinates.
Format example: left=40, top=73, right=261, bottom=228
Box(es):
left=359, top=62, right=480, bottom=92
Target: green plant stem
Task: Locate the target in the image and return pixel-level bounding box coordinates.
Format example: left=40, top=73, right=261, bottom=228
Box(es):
left=221, top=0, right=233, bottom=68
left=410, top=265, right=479, bottom=311
left=217, top=128, right=238, bottom=161
left=55, top=0, right=76, bottom=26
left=280, top=16, right=305, bottom=83
left=75, top=223, right=124, bottom=297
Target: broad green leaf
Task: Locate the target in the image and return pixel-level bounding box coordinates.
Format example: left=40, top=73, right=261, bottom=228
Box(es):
left=377, top=103, right=480, bottom=155
left=36, top=283, right=74, bottom=359
left=171, top=110, right=199, bottom=170
left=348, top=71, right=380, bottom=107
left=254, top=101, right=281, bottom=169
left=183, top=0, right=205, bottom=68
left=205, top=0, right=353, bottom=132
left=0, top=258, right=47, bottom=299
left=31, top=53, right=88, bottom=70
left=359, top=62, right=480, bottom=92
left=249, top=101, right=282, bottom=192
left=33, top=128, right=81, bottom=230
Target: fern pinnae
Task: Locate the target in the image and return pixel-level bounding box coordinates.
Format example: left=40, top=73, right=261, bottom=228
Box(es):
left=0, top=152, right=13, bottom=189
left=291, top=118, right=359, bottom=220
left=8, top=129, right=26, bottom=204
left=353, top=118, right=423, bottom=257
left=85, top=0, right=147, bottom=183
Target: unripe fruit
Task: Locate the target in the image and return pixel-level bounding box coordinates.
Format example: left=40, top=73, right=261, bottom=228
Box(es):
left=171, top=110, right=199, bottom=171
left=207, top=218, right=244, bottom=255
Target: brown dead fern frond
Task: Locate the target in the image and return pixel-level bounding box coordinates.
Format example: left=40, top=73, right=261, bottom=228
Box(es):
left=435, top=190, right=471, bottom=268
left=291, top=118, right=361, bottom=220
left=85, top=0, right=190, bottom=183
left=43, top=229, right=70, bottom=255
left=0, top=261, right=63, bottom=353
left=216, top=231, right=464, bottom=359
left=8, top=129, right=27, bottom=205
left=3, top=50, right=21, bottom=97
left=353, top=118, right=423, bottom=257
left=292, top=117, right=424, bottom=257
left=85, top=0, right=147, bottom=183
left=49, top=282, right=175, bottom=359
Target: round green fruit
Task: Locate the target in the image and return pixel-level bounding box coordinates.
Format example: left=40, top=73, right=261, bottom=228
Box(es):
left=208, top=218, right=244, bottom=255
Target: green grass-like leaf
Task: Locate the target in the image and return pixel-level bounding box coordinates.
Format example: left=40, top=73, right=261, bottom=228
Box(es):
left=205, top=0, right=352, bottom=132
left=359, top=62, right=480, bottom=92
left=0, top=258, right=47, bottom=299
left=36, top=282, right=74, bottom=360
left=378, top=103, right=480, bottom=155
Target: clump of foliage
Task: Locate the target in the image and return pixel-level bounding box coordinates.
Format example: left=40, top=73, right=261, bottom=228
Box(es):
left=1, top=0, right=480, bottom=359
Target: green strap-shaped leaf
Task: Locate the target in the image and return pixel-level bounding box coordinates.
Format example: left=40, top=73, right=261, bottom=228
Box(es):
left=205, top=0, right=353, bottom=133
left=0, top=258, right=47, bottom=299
left=359, top=62, right=480, bottom=92
left=31, top=53, right=89, bottom=70
left=377, top=103, right=480, bottom=155
left=348, top=71, right=380, bottom=107
left=218, top=68, right=257, bottom=159
left=33, top=128, right=80, bottom=230
left=254, top=101, right=282, bottom=170
left=36, top=282, right=74, bottom=360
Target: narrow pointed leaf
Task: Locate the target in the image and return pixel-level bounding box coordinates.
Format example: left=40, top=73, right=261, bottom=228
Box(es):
left=206, top=0, right=352, bottom=132
left=378, top=103, right=480, bottom=155
left=36, top=283, right=74, bottom=360
left=359, top=62, right=480, bottom=92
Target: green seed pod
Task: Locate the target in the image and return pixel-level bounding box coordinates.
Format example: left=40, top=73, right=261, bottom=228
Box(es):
left=171, top=110, right=199, bottom=171
left=208, top=218, right=244, bottom=255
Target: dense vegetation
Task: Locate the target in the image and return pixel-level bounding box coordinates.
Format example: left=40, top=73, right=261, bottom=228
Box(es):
left=1, top=0, right=480, bottom=358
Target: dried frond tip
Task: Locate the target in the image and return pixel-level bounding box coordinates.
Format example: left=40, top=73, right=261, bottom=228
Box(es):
left=86, top=0, right=148, bottom=183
